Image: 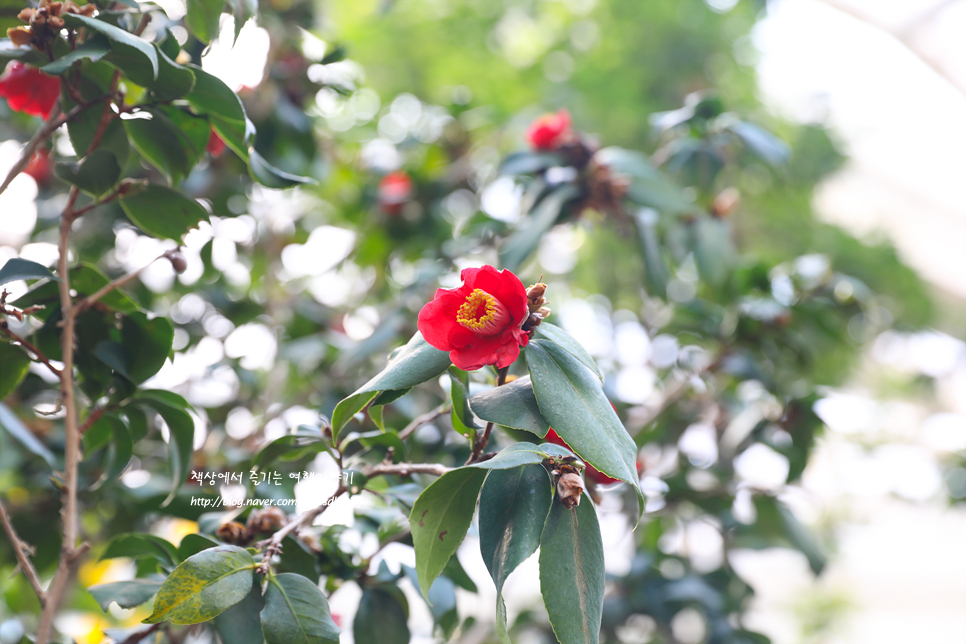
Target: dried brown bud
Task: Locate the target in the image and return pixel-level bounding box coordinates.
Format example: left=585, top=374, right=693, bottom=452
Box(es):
left=526, top=282, right=547, bottom=313
left=7, top=27, right=33, bottom=47
left=17, top=8, right=35, bottom=22
left=29, top=13, right=46, bottom=27
left=166, top=250, right=187, bottom=274
left=557, top=472, right=584, bottom=509
left=47, top=15, right=64, bottom=29
left=216, top=521, right=253, bottom=546
left=80, top=5, right=96, bottom=16
left=246, top=506, right=286, bottom=534
left=48, top=2, right=63, bottom=14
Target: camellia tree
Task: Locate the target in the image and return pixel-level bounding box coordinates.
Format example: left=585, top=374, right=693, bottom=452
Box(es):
left=0, top=1, right=934, bottom=644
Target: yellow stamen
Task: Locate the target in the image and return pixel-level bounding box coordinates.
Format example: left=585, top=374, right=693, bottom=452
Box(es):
left=456, top=289, right=508, bottom=335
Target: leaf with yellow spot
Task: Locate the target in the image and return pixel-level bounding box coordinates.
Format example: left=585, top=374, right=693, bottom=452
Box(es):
left=144, top=545, right=256, bottom=625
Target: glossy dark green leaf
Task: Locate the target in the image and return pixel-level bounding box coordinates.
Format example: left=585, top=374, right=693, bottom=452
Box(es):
left=210, top=113, right=253, bottom=161
left=469, top=442, right=553, bottom=470
left=595, top=146, right=694, bottom=213
left=62, top=14, right=159, bottom=85
left=178, top=533, right=221, bottom=560
left=253, top=429, right=330, bottom=473
left=332, top=332, right=451, bottom=441
left=409, top=467, right=487, bottom=598
left=353, top=587, right=409, bottom=644
left=119, top=184, right=209, bottom=241
left=64, top=96, right=130, bottom=168
left=533, top=322, right=602, bottom=381
left=123, top=106, right=210, bottom=182
left=727, top=120, right=790, bottom=166
left=148, top=45, right=195, bottom=100
left=89, top=579, right=163, bottom=611
left=480, top=465, right=553, bottom=643
left=215, top=573, right=265, bottom=644
left=0, top=342, right=31, bottom=399
left=540, top=495, right=604, bottom=644
left=54, top=149, right=121, bottom=197
left=443, top=555, right=477, bottom=592
left=249, top=149, right=312, bottom=188
left=185, top=0, right=223, bottom=43
left=117, top=311, right=174, bottom=384
left=260, top=573, right=340, bottom=644
left=448, top=366, right=478, bottom=438
left=499, top=151, right=561, bottom=175
left=87, top=413, right=133, bottom=491
left=500, top=184, right=580, bottom=273
left=0, top=401, right=57, bottom=468
left=101, top=533, right=180, bottom=569
left=40, top=37, right=111, bottom=75
left=232, top=0, right=258, bottom=42
left=525, top=340, right=643, bottom=517
left=276, top=536, right=320, bottom=584
left=144, top=545, right=255, bottom=625
left=185, top=64, right=246, bottom=123
left=0, top=257, right=56, bottom=286
left=633, top=208, right=670, bottom=298
left=0, top=41, right=47, bottom=68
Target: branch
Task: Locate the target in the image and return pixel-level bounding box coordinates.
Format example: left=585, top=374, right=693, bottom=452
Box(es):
left=0, top=318, right=62, bottom=377
left=397, top=403, right=449, bottom=441
left=467, top=366, right=508, bottom=463
left=117, top=623, right=161, bottom=644
left=73, top=249, right=176, bottom=316
left=0, top=497, right=47, bottom=607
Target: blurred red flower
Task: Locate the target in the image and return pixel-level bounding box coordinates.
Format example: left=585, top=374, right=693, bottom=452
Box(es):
left=23, top=148, right=52, bottom=184
left=526, top=109, right=572, bottom=151
left=418, top=265, right=529, bottom=371
left=0, top=62, right=60, bottom=119
left=378, top=170, right=414, bottom=215
left=206, top=129, right=226, bottom=157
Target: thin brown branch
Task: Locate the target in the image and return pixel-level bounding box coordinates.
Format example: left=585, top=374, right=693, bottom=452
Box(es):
left=0, top=497, right=47, bottom=607
left=67, top=188, right=123, bottom=222
left=397, top=403, right=450, bottom=441
left=73, top=250, right=173, bottom=316
left=0, top=318, right=62, bottom=377
left=117, top=622, right=161, bottom=644
left=79, top=406, right=106, bottom=434
left=467, top=366, right=508, bottom=464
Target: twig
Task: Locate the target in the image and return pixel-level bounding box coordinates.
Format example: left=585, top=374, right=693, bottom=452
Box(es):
left=79, top=406, right=107, bottom=434
left=0, top=319, right=62, bottom=377
left=0, top=102, right=78, bottom=197
left=0, top=497, right=47, bottom=607
left=397, top=403, right=450, bottom=441
left=467, top=366, right=508, bottom=464
left=117, top=623, right=161, bottom=644
left=73, top=250, right=174, bottom=316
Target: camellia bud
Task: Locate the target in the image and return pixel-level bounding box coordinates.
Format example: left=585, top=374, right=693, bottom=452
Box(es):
left=246, top=506, right=286, bottom=534
left=377, top=170, right=414, bottom=215
left=557, top=472, right=584, bottom=509
left=215, top=521, right=253, bottom=546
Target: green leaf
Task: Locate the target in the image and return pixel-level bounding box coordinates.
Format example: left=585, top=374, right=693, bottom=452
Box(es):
left=101, top=533, right=180, bottom=569
left=0, top=342, right=31, bottom=400
left=253, top=429, right=330, bottom=473
left=62, top=14, right=159, bottom=85
left=276, top=535, right=320, bottom=584
left=448, top=366, right=478, bottom=438
left=87, top=413, right=133, bottom=491
left=533, top=322, right=603, bottom=381
left=525, top=340, right=643, bottom=516
left=215, top=574, right=265, bottom=644
left=539, top=495, right=605, bottom=644
left=632, top=208, right=670, bottom=298
left=40, top=37, right=111, bottom=75
left=249, top=148, right=312, bottom=188
left=409, top=467, right=488, bottom=598
left=134, top=390, right=195, bottom=505
left=119, top=184, right=209, bottom=240
left=178, top=533, right=221, bottom=560
left=185, top=64, right=246, bottom=123
left=89, top=579, right=163, bottom=611
left=260, top=573, right=340, bottom=644
left=0, top=402, right=57, bottom=468
left=332, top=332, right=451, bottom=441
left=0, top=257, right=56, bottom=286
left=499, top=151, right=562, bottom=175
left=479, top=465, right=553, bottom=643
left=693, top=216, right=735, bottom=288
left=63, top=92, right=130, bottom=168
left=123, top=106, right=210, bottom=182
left=727, top=120, right=790, bottom=166
left=144, top=545, right=255, bottom=624
left=210, top=113, right=253, bottom=161
left=148, top=45, right=195, bottom=100
left=232, top=0, right=258, bottom=42
left=54, top=149, right=121, bottom=197
left=733, top=496, right=826, bottom=575
left=353, top=587, right=410, bottom=644
left=469, top=441, right=553, bottom=470
left=119, top=311, right=174, bottom=384
left=185, top=0, right=224, bottom=43
left=500, top=184, right=580, bottom=273
left=0, top=40, right=47, bottom=68
left=595, top=146, right=694, bottom=213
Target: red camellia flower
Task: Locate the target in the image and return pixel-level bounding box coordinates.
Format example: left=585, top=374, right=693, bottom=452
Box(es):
left=23, top=148, right=52, bottom=184
left=526, top=108, right=572, bottom=151
left=378, top=170, right=414, bottom=215
left=417, top=265, right=529, bottom=371
left=0, top=62, right=60, bottom=119
left=206, top=129, right=227, bottom=158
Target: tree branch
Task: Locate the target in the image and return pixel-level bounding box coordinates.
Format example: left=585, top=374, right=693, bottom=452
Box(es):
left=0, top=497, right=47, bottom=607
left=397, top=403, right=449, bottom=441
left=73, top=249, right=175, bottom=316
left=467, top=366, right=508, bottom=463
left=0, top=318, right=62, bottom=377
